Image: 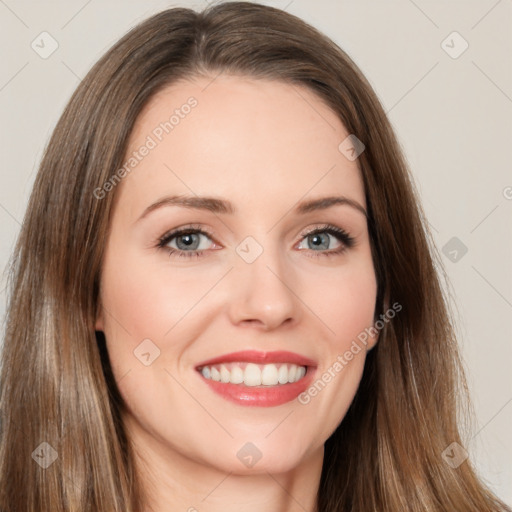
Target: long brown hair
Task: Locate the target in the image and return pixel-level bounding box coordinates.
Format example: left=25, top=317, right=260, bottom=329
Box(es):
left=1, top=2, right=509, bottom=511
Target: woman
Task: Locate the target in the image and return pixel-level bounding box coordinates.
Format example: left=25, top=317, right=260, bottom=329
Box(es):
left=0, top=2, right=509, bottom=511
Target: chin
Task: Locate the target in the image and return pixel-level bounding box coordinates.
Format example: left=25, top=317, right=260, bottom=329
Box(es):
left=200, top=437, right=315, bottom=476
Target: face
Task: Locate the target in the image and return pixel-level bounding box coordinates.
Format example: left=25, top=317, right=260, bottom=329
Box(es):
left=96, top=74, right=378, bottom=476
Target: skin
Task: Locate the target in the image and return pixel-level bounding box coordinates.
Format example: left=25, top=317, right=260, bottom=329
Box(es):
left=96, top=74, right=378, bottom=512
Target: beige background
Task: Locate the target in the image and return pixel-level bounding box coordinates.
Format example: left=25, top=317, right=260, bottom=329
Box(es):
left=0, top=0, right=510, bottom=504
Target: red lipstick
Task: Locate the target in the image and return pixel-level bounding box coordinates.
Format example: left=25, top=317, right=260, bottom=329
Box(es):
left=195, top=350, right=316, bottom=368
left=195, top=350, right=317, bottom=407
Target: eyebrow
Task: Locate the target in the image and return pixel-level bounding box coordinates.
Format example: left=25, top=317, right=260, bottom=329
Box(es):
left=137, top=194, right=367, bottom=221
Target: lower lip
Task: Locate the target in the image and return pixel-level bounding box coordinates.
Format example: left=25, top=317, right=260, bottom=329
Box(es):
left=198, top=368, right=315, bottom=407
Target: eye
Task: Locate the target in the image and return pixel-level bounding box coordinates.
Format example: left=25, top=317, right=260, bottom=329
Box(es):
left=157, top=225, right=217, bottom=259
left=156, top=223, right=355, bottom=260
left=169, top=232, right=209, bottom=251
left=296, top=224, right=355, bottom=257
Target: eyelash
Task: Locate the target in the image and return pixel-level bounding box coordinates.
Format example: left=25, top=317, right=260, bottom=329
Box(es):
left=156, top=223, right=355, bottom=260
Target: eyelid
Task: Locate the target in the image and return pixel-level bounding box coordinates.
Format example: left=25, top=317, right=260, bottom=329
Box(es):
left=298, top=223, right=353, bottom=241
left=157, top=224, right=218, bottom=246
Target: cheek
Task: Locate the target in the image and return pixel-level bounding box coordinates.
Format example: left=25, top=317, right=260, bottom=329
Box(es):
left=295, top=265, right=376, bottom=443
left=100, top=250, right=215, bottom=343
left=295, top=255, right=376, bottom=435
left=98, top=246, right=231, bottom=388
left=303, top=257, right=377, bottom=348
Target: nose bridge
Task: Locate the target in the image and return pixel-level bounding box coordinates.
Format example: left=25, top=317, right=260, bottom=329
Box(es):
left=227, top=234, right=299, bottom=329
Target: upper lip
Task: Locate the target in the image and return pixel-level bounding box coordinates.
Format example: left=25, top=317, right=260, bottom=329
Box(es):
left=195, top=350, right=317, bottom=369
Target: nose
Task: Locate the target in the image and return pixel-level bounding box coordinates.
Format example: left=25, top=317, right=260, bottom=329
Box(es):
left=227, top=246, right=300, bottom=331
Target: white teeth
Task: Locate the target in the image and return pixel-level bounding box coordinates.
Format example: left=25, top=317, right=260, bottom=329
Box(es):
left=278, top=364, right=288, bottom=384
left=220, top=364, right=230, bottom=383
left=261, top=364, right=279, bottom=385
left=210, top=367, right=221, bottom=382
left=199, top=362, right=307, bottom=386
left=244, top=363, right=262, bottom=386
left=288, top=364, right=297, bottom=382
left=230, top=365, right=244, bottom=384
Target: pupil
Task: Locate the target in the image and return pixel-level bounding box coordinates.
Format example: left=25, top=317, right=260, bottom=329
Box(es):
left=177, top=233, right=199, bottom=250
left=309, top=233, right=328, bottom=250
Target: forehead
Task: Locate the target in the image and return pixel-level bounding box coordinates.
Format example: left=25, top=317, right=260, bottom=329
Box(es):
left=119, top=74, right=366, bottom=215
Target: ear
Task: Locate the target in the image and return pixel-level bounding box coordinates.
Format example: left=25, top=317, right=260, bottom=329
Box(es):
left=360, top=308, right=380, bottom=352
left=363, top=305, right=383, bottom=352
left=365, top=330, right=380, bottom=352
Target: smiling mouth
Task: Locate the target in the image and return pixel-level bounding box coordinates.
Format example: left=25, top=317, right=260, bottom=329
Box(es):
left=197, top=361, right=307, bottom=387
left=194, top=350, right=316, bottom=406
